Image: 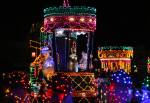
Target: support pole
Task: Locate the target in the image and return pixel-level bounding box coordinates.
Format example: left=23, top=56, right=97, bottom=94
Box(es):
left=52, top=30, right=58, bottom=72
left=65, top=30, right=70, bottom=72
left=87, top=32, right=91, bottom=71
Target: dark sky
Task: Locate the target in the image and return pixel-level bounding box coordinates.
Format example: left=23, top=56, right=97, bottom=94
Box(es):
left=0, top=0, right=149, bottom=70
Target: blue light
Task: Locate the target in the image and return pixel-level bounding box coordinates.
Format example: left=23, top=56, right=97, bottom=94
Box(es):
left=146, top=96, right=149, bottom=99
left=135, top=94, right=139, bottom=97
left=144, top=92, right=148, bottom=95
left=43, top=57, right=54, bottom=68
left=41, top=46, right=50, bottom=54
left=128, top=89, right=132, bottom=94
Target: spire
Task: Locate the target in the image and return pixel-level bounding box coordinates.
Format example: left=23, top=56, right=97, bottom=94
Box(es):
left=63, top=0, right=70, bottom=7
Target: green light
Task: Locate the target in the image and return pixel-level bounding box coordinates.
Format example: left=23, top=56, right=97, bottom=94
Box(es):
left=44, top=6, right=96, bottom=17
left=98, top=46, right=133, bottom=50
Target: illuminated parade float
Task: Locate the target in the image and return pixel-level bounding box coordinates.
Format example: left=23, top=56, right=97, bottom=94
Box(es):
left=98, top=46, right=133, bottom=73
left=2, top=0, right=150, bottom=103
left=29, top=0, right=97, bottom=102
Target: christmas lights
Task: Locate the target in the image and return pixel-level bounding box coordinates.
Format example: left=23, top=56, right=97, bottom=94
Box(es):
left=44, top=16, right=96, bottom=32
left=142, top=76, right=150, bottom=90
left=111, top=69, right=132, bottom=85
left=98, top=46, right=133, bottom=73
left=98, top=46, right=133, bottom=50
left=44, top=6, right=96, bottom=17
left=28, top=0, right=97, bottom=102
left=107, top=69, right=133, bottom=102
left=147, top=57, right=150, bottom=73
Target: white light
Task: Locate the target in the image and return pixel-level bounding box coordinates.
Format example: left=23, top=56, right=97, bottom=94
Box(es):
left=56, top=29, right=64, bottom=34
left=81, top=32, right=86, bottom=35
left=104, top=93, right=106, bottom=96
left=76, top=31, right=86, bottom=35
left=76, top=32, right=80, bottom=35
left=32, top=52, right=36, bottom=57
left=69, top=17, right=75, bottom=21
left=80, top=18, right=85, bottom=22
left=50, top=17, right=54, bottom=22
left=82, top=93, right=86, bottom=97
left=89, top=19, right=92, bottom=22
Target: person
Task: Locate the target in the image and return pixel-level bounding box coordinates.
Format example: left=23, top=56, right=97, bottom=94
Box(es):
left=69, top=41, right=78, bottom=72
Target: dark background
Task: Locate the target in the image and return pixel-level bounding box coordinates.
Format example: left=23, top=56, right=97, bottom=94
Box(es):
left=0, top=0, right=149, bottom=71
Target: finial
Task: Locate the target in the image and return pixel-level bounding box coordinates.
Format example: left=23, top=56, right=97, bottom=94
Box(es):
left=63, top=0, right=70, bottom=7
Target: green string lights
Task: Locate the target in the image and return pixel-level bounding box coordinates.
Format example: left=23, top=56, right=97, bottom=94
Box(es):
left=142, top=76, right=150, bottom=90
left=98, top=46, right=133, bottom=50
left=44, top=6, right=96, bottom=17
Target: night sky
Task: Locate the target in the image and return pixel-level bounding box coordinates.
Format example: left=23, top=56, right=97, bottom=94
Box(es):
left=0, top=0, right=150, bottom=71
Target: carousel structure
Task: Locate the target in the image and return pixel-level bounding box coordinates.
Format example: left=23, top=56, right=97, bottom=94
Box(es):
left=98, top=46, right=133, bottom=73
left=29, top=0, right=97, bottom=102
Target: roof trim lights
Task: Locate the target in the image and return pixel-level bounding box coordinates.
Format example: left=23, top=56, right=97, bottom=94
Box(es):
left=100, top=58, right=131, bottom=61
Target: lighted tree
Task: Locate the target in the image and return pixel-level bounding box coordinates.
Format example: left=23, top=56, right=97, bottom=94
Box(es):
left=108, top=69, right=133, bottom=103
left=136, top=75, right=150, bottom=102
left=142, top=76, right=150, bottom=90
left=111, top=69, right=132, bottom=85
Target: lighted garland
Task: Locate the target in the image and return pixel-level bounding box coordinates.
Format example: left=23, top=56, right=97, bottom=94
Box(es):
left=44, top=15, right=96, bottom=32
left=44, top=6, right=96, bottom=17
left=98, top=46, right=133, bottom=59
left=43, top=6, right=96, bottom=32
left=98, top=46, right=133, bottom=50
left=98, top=50, right=133, bottom=58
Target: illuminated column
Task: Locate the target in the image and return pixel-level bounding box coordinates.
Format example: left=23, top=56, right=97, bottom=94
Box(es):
left=65, top=30, right=70, bottom=72
left=87, top=32, right=91, bottom=71
left=52, top=30, right=58, bottom=72
left=111, top=62, right=112, bottom=71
